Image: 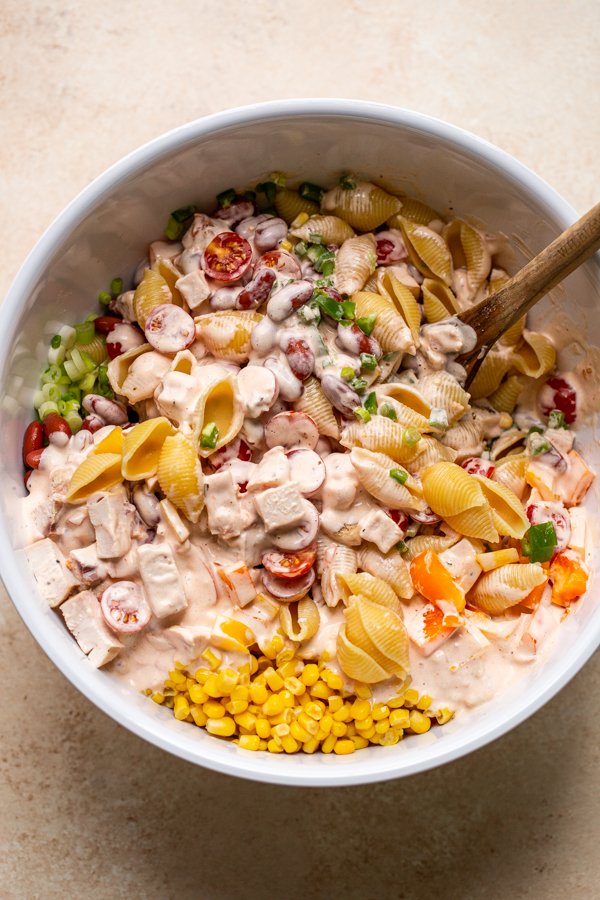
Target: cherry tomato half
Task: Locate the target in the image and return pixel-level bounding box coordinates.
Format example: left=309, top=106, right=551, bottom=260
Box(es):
left=203, top=232, right=252, bottom=283
left=262, top=546, right=316, bottom=580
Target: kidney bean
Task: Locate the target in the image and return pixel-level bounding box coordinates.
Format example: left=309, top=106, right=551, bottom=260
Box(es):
left=81, top=415, right=105, bottom=434
left=82, top=394, right=129, bottom=425
left=266, top=280, right=314, bottom=322
left=540, top=376, right=577, bottom=424
left=236, top=214, right=272, bottom=241
left=337, top=323, right=382, bottom=358
left=25, top=448, right=45, bottom=469
left=461, top=457, right=495, bottom=478
left=250, top=316, right=279, bottom=354
left=263, top=357, right=303, bottom=402
left=213, top=199, right=255, bottom=226
left=132, top=485, right=161, bottom=528
left=22, top=421, right=44, bottom=467
left=210, top=285, right=243, bottom=310
left=236, top=268, right=276, bottom=310
left=94, top=315, right=123, bottom=335
left=280, top=335, right=315, bottom=380
left=254, top=217, right=288, bottom=252
left=526, top=500, right=571, bottom=552
left=258, top=249, right=303, bottom=279
left=43, top=413, right=72, bottom=439
left=320, top=374, right=361, bottom=417
left=375, top=230, right=407, bottom=265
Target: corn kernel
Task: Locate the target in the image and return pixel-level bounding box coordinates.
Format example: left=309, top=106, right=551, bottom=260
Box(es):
left=249, top=655, right=259, bottom=675
left=375, top=719, right=390, bottom=735
left=190, top=705, right=208, bottom=727
left=281, top=735, right=299, bottom=753
left=298, top=692, right=311, bottom=708
left=360, top=725, right=376, bottom=739
left=194, top=667, right=210, bottom=684
left=321, top=734, right=337, bottom=754
left=238, top=662, right=251, bottom=678
left=234, top=711, right=257, bottom=731
left=247, top=704, right=261, bottom=715
left=355, top=716, right=374, bottom=732
left=354, top=683, right=372, bottom=699
left=169, top=668, right=186, bottom=685
left=328, top=695, right=344, bottom=713
left=258, top=740, right=268, bottom=751
left=174, top=695, right=190, bottom=720
left=436, top=708, right=454, bottom=725
left=186, top=677, right=197, bottom=692
left=305, top=702, right=323, bottom=721
left=403, top=688, right=419, bottom=708
left=292, top=211, right=310, bottom=227
left=372, top=703, right=390, bottom=721
left=255, top=718, right=271, bottom=739
left=279, top=689, right=295, bottom=708
left=351, top=735, right=369, bottom=749
left=279, top=239, right=293, bottom=253
left=273, top=723, right=290, bottom=738
left=301, top=664, right=320, bottom=687
left=284, top=676, right=305, bottom=696
left=188, top=684, right=208, bottom=704
left=275, top=647, right=295, bottom=667
left=201, top=648, right=222, bottom=671
left=250, top=683, right=269, bottom=705
left=322, top=668, right=344, bottom=691
left=290, top=721, right=311, bottom=743
left=310, top=680, right=333, bottom=699
left=203, top=700, right=226, bottom=719
left=151, top=692, right=165, bottom=704
left=298, top=712, right=319, bottom=736
left=319, top=713, right=333, bottom=735
left=269, top=708, right=293, bottom=726
left=333, top=739, right=356, bottom=755
left=264, top=667, right=285, bottom=692
left=206, top=716, right=236, bottom=737
left=351, top=699, right=372, bottom=721
left=163, top=679, right=178, bottom=691
left=203, top=674, right=223, bottom=698
left=346, top=723, right=357, bottom=737
left=387, top=696, right=406, bottom=709
left=226, top=699, right=249, bottom=715
left=369, top=732, right=382, bottom=744
left=390, top=709, right=410, bottom=729
left=416, top=694, right=432, bottom=711
left=231, top=685, right=249, bottom=702
left=262, top=693, right=285, bottom=717
left=380, top=729, right=401, bottom=746
left=238, top=735, right=261, bottom=751
left=267, top=739, right=283, bottom=753
left=409, top=710, right=431, bottom=734
left=333, top=703, right=352, bottom=723
left=331, top=721, right=347, bottom=737
left=216, top=668, right=240, bottom=694
left=302, top=737, right=320, bottom=754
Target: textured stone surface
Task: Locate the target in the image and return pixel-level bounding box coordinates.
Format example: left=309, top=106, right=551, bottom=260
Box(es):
left=1, top=1, right=599, bottom=897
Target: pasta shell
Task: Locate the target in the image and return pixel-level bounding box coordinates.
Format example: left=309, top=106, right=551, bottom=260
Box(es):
left=498, top=315, right=525, bottom=348
left=355, top=598, right=410, bottom=673
left=371, top=394, right=432, bottom=432
left=76, top=335, right=107, bottom=366
left=352, top=291, right=415, bottom=354
left=350, top=447, right=426, bottom=511
left=357, top=545, right=414, bottom=600
left=445, top=221, right=491, bottom=288
left=418, top=372, right=470, bottom=423
left=345, top=600, right=407, bottom=678
left=337, top=625, right=389, bottom=683
left=341, top=415, right=423, bottom=463
left=377, top=272, right=421, bottom=345
left=339, top=573, right=402, bottom=613
left=401, top=220, right=453, bottom=285
left=321, top=543, right=358, bottom=607
left=421, top=461, right=486, bottom=517
left=376, top=382, right=431, bottom=418
left=157, top=432, right=204, bottom=523
left=293, top=376, right=339, bottom=440
left=410, top=436, right=457, bottom=473
left=154, top=258, right=185, bottom=308
left=107, top=343, right=153, bottom=397
left=445, top=505, right=499, bottom=543
left=66, top=453, right=123, bottom=502
left=388, top=197, right=443, bottom=227
left=469, top=563, right=547, bottom=615
left=489, top=430, right=527, bottom=460
left=488, top=268, right=510, bottom=295
left=468, top=351, right=510, bottom=401
left=275, top=189, right=319, bottom=224
left=473, top=475, right=528, bottom=539
left=321, top=181, right=401, bottom=231
left=492, top=453, right=528, bottom=499
left=488, top=375, right=523, bottom=413
left=171, top=349, right=196, bottom=375
left=289, top=214, right=355, bottom=246
left=122, top=417, right=175, bottom=481
left=422, top=278, right=459, bottom=323
left=403, top=531, right=460, bottom=562
left=334, top=233, right=377, bottom=296
left=380, top=263, right=422, bottom=298
left=133, top=267, right=172, bottom=328
left=510, top=331, right=556, bottom=378
left=92, top=426, right=123, bottom=456
left=195, top=310, right=261, bottom=363
left=280, top=598, right=320, bottom=642
left=191, top=364, right=244, bottom=457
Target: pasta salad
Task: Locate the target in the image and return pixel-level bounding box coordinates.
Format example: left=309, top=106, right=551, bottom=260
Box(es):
left=21, top=176, right=595, bottom=756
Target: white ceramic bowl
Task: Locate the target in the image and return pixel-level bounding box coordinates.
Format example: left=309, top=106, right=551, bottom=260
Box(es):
left=1, top=100, right=599, bottom=787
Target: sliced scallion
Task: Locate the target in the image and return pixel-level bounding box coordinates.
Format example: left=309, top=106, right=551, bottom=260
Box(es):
left=356, top=314, right=377, bottom=336
left=298, top=182, right=324, bottom=203
left=390, top=468, right=408, bottom=485
left=354, top=407, right=371, bottom=424
left=216, top=187, right=236, bottom=208
left=364, top=392, right=378, bottom=415
left=201, top=421, right=219, bottom=449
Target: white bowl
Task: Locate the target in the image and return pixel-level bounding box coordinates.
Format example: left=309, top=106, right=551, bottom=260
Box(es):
left=1, top=100, right=598, bottom=786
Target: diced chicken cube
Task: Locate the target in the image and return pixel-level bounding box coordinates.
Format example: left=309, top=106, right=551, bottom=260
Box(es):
left=88, top=492, right=133, bottom=559
left=24, top=538, right=78, bottom=607
left=560, top=450, right=595, bottom=507
left=105, top=546, right=140, bottom=579
left=404, top=601, right=457, bottom=656
left=568, top=506, right=587, bottom=558
left=253, top=483, right=306, bottom=533
left=175, top=269, right=211, bottom=310
left=203, top=470, right=242, bottom=539
left=246, top=447, right=290, bottom=492
left=218, top=563, right=258, bottom=608
left=439, top=538, right=483, bottom=593
left=138, top=543, right=187, bottom=618
left=61, top=589, right=123, bottom=667
left=359, top=509, right=403, bottom=553
left=69, top=544, right=107, bottom=586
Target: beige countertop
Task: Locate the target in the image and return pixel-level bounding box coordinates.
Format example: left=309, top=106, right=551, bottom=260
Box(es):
left=1, top=2, right=599, bottom=897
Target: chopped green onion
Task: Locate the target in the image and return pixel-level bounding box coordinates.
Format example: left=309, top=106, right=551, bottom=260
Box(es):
left=356, top=314, right=377, bottom=336
left=529, top=432, right=552, bottom=456
left=269, top=171, right=286, bottom=187
left=201, top=421, right=219, bottom=449
left=296, top=303, right=321, bottom=326
left=428, top=407, right=449, bottom=430
left=50, top=335, right=62, bottom=350
left=75, top=321, right=95, bottom=345
left=98, top=290, right=112, bottom=306
left=256, top=182, right=277, bottom=205
left=522, top=521, right=557, bottom=563
left=340, top=301, right=355, bottom=320
left=308, top=232, right=323, bottom=245
left=340, top=367, right=355, bottom=382
left=313, top=250, right=335, bottom=274
left=360, top=353, right=377, bottom=371
left=294, top=240, right=308, bottom=257
left=65, top=412, right=83, bottom=433
left=396, top=541, right=408, bottom=553
left=380, top=403, right=397, bottom=421
left=339, top=174, right=357, bottom=190
left=298, top=182, right=324, bottom=203
left=406, top=522, right=420, bottom=538
left=354, top=407, right=371, bottom=424
left=41, top=364, right=64, bottom=385
left=364, top=392, right=378, bottom=415
left=216, top=187, right=236, bottom=208
left=38, top=400, right=60, bottom=419
left=313, top=292, right=345, bottom=322
left=351, top=377, right=367, bottom=393
left=320, top=258, right=335, bottom=277
left=164, top=205, right=196, bottom=240
left=110, top=277, right=123, bottom=295
left=171, top=205, right=197, bottom=223
left=78, top=372, right=97, bottom=392
left=403, top=426, right=421, bottom=447
left=527, top=425, right=545, bottom=435
left=306, top=244, right=328, bottom=265
left=548, top=409, right=567, bottom=429
left=390, top=468, right=408, bottom=485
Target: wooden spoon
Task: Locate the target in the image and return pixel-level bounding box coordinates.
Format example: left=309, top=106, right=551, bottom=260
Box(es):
left=456, top=201, right=600, bottom=388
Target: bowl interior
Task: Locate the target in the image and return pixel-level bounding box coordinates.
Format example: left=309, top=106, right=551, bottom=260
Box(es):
left=1, top=102, right=599, bottom=785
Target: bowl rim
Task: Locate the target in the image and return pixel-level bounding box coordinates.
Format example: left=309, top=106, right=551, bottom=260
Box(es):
left=2, top=98, right=599, bottom=787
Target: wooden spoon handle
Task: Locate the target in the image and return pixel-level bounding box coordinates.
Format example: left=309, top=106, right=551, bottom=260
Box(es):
left=459, top=201, right=600, bottom=377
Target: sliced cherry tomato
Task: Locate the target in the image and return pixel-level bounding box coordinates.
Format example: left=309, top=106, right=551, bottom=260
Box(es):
left=262, top=546, right=316, bottom=579
left=144, top=304, right=195, bottom=354
left=461, top=457, right=495, bottom=478
left=94, top=315, right=123, bottom=335
left=257, top=249, right=302, bottom=279
left=100, top=581, right=151, bottom=634
left=539, top=376, right=577, bottom=424
left=203, top=231, right=252, bottom=283
left=43, top=413, right=72, bottom=439
left=387, top=510, right=409, bottom=533
left=22, top=421, right=44, bottom=467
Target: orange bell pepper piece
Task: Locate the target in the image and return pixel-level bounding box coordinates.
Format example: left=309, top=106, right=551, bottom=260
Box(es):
left=549, top=551, right=588, bottom=607
left=410, top=549, right=466, bottom=613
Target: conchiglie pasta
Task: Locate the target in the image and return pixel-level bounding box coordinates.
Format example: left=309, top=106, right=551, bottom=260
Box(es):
left=154, top=258, right=185, bottom=308
left=352, top=291, right=415, bottom=354
left=371, top=394, right=432, bottom=432
left=289, top=214, right=355, bottom=246
left=275, top=188, right=319, bottom=224
left=445, top=504, right=499, bottom=543
left=488, top=375, right=523, bottom=413
left=280, top=598, right=320, bottom=642
left=133, top=266, right=173, bottom=328
left=92, top=426, right=123, bottom=456
left=321, top=181, right=401, bottom=231
left=66, top=453, right=123, bottom=502
left=473, top=475, right=529, bottom=539
left=376, top=382, right=431, bottom=418
left=337, top=625, right=389, bottom=683
left=107, top=343, right=153, bottom=398
left=320, top=543, right=358, bottom=608
left=418, top=372, right=470, bottom=424
left=492, top=453, right=528, bottom=499
left=157, top=431, right=204, bottom=523
left=421, top=461, right=486, bottom=517
left=341, top=415, right=423, bottom=463
left=469, top=564, right=547, bottom=615
left=421, top=278, right=459, bottom=324
left=339, top=573, right=402, bottom=613
left=403, top=530, right=460, bottom=562
left=343, top=597, right=409, bottom=679
left=195, top=310, right=261, bottom=363
left=400, top=220, right=453, bottom=285
left=122, top=417, right=175, bottom=481
left=510, top=331, right=556, bottom=379
left=357, top=545, right=414, bottom=600
left=76, top=335, right=107, bottom=366
left=444, top=220, right=491, bottom=289
left=498, top=314, right=525, bottom=347
left=334, top=233, right=377, bottom=296
left=376, top=271, right=422, bottom=346
left=191, top=364, right=244, bottom=457
left=388, top=197, right=443, bottom=227
left=293, top=376, right=340, bottom=440
left=468, top=351, right=510, bottom=401
left=409, top=436, right=458, bottom=473
left=350, top=447, right=425, bottom=510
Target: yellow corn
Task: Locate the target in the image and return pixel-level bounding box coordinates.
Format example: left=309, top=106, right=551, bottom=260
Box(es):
left=355, top=716, right=374, bottom=732
left=305, top=702, right=323, bottom=721
left=436, top=708, right=454, bottom=725
left=186, top=678, right=197, bottom=692
left=188, top=684, right=208, bottom=705
left=321, top=734, right=337, bottom=754
left=203, top=674, right=223, bottom=698
left=273, top=723, right=291, bottom=738
left=267, top=739, right=283, bottom=753
left=372, top=703, right=389, bottom=721
left=333, top=739, right=356, bottom=755
left=354, top=683, right=372, bottom=699
left=262, top=693, right=285, bottom=717
left=284, top=676, right=306, bottom=696
left=351, top=699, right=372, bottom=721
left=310, top=680, right=333, bottom=700
left=416, top=694, right=432, bottom=711
left=279, top=239, right=293, bottom=252
left=194, top=667, right=210, bottom=684
left=203, top=700, right=226, bottom=719
left=190, top=705, right=208, bottom=727
left=174, top=695, right=190, bottom=720
left=331, top=721, right=347, bottom=738
left=333, top=703, right=353, bottom=723
left=387, top=696, right=406, bottom=709
left=216, top=668, right=240, bottom=694
left=409, top=710, right=431, bottom=734
left=300, top=664, right=320, bottom=686
left=201, top=648, right=222, bottom=671
left=255, top=718, right=271, bottom=739
left=264, top=667, right=285, bottom=692
left=269, top=708, right=293, bottom=726
left=231, top=685, right=249, bottom=702
left=290, top=721, right=312, bottom=743
left=279, top=689, right=295, bottom=708
left=275, top=647, right=296, bottom=667
left=298, top=712, right=319, bottom=736
left=249, top=655, right=259, bottom=675
left=375, top=719, right=390, bottom=735
left=351, top=735, right=369, bottom=750
left=151, top=692, right=165, bottom=704
left=250, top=683, right=269, bottom=705
left=169, top=668, right=186, bottom=685
left=237, top=735, right=261, bottom=751
left=206, top=717, right=236, bottom=737
left=234, top=711, right=257, bottom=731
left=319, top=714, right=333, bottom=735
left=291, top=211, right=310, bottom=227
left=328, top=695, right=344, bottom=713
left=302, top=737, right=320, bottom=754
left=380, top=729, right=401, bottom=746
left=389, top=709, right=410, bottom=729
left=322, top=668, right=344, bottom=691
left=281, top=735, right=299, bottom=753
left=360, top=725, right=377, bottom=739
left=226, top=699, right=248, bottom=716
left=403, top=688, right=419, bottom=708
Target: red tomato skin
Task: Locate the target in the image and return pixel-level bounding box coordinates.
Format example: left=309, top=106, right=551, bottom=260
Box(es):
left=262, top=546, right=316, bottom=579
left=203, top=232, right=252, bottom=283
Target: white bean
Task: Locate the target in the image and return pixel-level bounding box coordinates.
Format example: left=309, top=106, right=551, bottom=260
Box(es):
left=264, top=357, right=303, bottom=402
